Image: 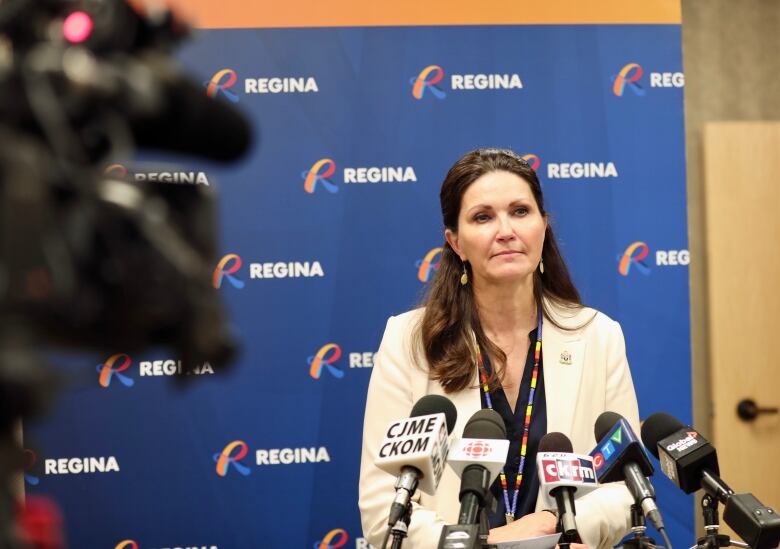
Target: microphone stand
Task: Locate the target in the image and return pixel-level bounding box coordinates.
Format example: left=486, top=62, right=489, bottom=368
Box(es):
left=554, top=497, right=582, bottom=549
left=479, top=507, right=497, bottom=549
left=556, top=520, right=581, bottom=549
left=689, top=495, right=749, bottom=549
left=436, top=507, right=495, bottom=549
left=623, top=504, right=665, bottom=549
left=389, top=502, right=412, bottom=549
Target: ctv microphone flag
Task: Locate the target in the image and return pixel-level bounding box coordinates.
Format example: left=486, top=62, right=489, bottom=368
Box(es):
left=590, top=414, right=654, bottom=482
left=591, top=412, right=669, bottom=546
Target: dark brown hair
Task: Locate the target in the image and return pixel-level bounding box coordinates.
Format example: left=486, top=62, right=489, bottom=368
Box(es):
left=416, top=148, right=582, bottom=393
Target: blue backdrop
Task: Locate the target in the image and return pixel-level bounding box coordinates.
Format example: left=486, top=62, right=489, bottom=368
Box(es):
left=26, top=23, right=691, bottom=549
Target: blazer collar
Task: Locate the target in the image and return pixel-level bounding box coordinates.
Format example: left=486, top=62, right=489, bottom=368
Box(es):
left=414, top=302, right=590, bottom=439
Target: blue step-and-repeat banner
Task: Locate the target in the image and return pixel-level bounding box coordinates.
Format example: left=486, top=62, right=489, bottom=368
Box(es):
left=25, top=8, right=691, bottom=549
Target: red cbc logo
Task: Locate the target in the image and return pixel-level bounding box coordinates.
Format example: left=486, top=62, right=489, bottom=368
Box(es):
left=463, top=440, right=492, bottom=459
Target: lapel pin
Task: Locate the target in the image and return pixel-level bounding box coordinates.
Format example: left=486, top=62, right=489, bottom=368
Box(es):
left=559, top=350, right=572, bottom=365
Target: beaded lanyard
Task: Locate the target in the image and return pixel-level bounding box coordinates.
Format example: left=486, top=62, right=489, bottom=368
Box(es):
left=475, top=310, right=543, bottom=524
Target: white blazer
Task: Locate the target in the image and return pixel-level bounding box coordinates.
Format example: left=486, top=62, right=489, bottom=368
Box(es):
left=359, top=303, right=640, bottom=548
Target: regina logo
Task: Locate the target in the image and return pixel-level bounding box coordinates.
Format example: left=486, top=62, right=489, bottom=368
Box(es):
left=103, top=163, right=210, bottom=185
left=618, top=242, right=690, bottom=275
left=302, top=158, right=417, bottom=191
left=303, top=158, right=338, bottom=193
left=521, top=154, right=541, bottom=171
left=612, top=63, right=684, bottom=97
left=115, top=541, right=139, bottom=549
left=618, top=241, right=651, bottom=276
left=213, top=253, right=245, bottom=289
left=214, top=440, right=251, bottom=477
left=205, top=68, right=239, bottom=102
left=208, top=68, right=318, bottom=96
left=612, top=63, right=645, bottom=96
left=314, top=528, right=348, bottom=549
left=521, top=153, right=618, bottom=179
left=416, top=247, right=443, bottom=282
left=97, top=353, right=134, bottom=388
left=411, top=65, right=523, bottom=99
left=411, top=65, right=446, bottom=100
left=308, top=343, right=344, bottom=379
left=97, top=354, right=213, bottom=385
left=214, top=253, right=325, bottom=284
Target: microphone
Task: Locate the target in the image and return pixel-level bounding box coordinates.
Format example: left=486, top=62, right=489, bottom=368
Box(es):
left=438, top=409, right=508, bottom=549
left=125, top=56, right=253, bottom=162
left=642, top=412, right=780, bottom=549
left=375, top=395, right=457, bottom=527
left=449, top=409, right=509, bottom=525
left=537, top=432, right=595, bottom=543
left=17, top=46, right=252, bottom=162
left=88, top=52, right=252, bottom=162
left=590, top=411, right=669, bottom=541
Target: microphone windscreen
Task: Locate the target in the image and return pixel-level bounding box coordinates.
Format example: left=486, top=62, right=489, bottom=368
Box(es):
left=462, top=409, right=506, bottom=440
left=539, top=432, right=573, bottom=453
left=640, top=412, right=686, bottom=459
left=131, top=75, right=253, bottom=162
left=410, top=394, right=458, bottom=434
left=594, top=411, right=624, bottom=441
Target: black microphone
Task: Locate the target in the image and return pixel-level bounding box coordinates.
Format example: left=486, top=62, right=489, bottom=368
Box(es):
left=438, top=409, right=507, bottom=549
left=456, top=409, right=507, bottom=526
left=376, top=395, right=457, bottom=528
left=592, top=412, right=668, bottom=542
left=17, top=46, right=253, bottom=163
left=642, top=412, right=780, bottom=549
left=640, top=412, right=720, bottom=494
left=121, top=54, right=253, bottom=162
left=89, top=1, right=253, bottom=161
left=538, top=432, right=583, bottom=543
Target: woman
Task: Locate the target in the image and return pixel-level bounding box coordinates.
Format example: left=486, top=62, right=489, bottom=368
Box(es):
left=359, top=148, right=639, bottom=548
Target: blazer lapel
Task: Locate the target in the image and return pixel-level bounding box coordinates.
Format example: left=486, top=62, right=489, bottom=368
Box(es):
left=409, top=357, right=481, bottom=438
left=542, top=320, right=585, bottom=438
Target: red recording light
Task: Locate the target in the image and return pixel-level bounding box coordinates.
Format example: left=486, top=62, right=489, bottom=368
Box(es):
left=63, top=11, right=93, bottom=44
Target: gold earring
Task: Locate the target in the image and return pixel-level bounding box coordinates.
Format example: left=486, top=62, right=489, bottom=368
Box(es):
left=539, top=259, right=545, bottom=274
left=460, top=263, right=469, bottom=285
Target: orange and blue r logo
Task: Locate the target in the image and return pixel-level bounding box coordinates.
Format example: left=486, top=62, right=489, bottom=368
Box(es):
left=521, top=154, right=541, bottom=172
left=618, top=241, right=651, bottom=276
left=213, top=253, right=245, bottom=289
left=411, top=65, right=446, bottom=100
left=308, top=344, right=344, bottom=379
left=302, top=159, right=338, bottom=193
left=97, top=354, right=134, bottom=388
left=416, top=247, right=443, bottom=283
left=205, top=68, right=239, bottom=102
left=612, top=63, right=645, bottom=97
left=214, top=440, right=251, bottom=477
left=314, top=528, right=348, bottom=549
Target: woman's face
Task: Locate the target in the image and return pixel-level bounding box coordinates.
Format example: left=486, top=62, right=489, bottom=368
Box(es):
left=445, top=170, right=547, bottom=287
